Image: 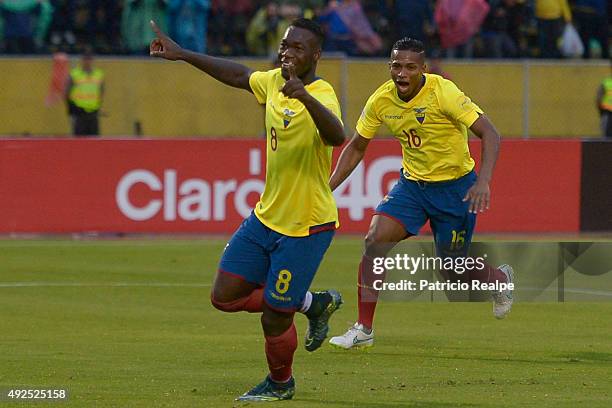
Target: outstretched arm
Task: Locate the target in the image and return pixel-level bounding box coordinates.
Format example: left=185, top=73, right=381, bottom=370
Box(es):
left=464, top=114, right=501, bottom=214
left=149, top=20, right=252, bottom=91
left=281, top=64, right=345, bottom=146
left=329, top=132, right=370, bottom=191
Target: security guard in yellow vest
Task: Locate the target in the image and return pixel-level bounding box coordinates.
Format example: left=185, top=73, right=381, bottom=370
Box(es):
left=597, top=66, right=612, bottom=138
left=65, top=49, right=105, bottom=136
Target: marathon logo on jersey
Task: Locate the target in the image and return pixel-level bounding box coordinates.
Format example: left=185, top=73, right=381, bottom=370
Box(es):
left=283, top=108, right=296, bottom=128
left=414, top=107, right=426, bottom=124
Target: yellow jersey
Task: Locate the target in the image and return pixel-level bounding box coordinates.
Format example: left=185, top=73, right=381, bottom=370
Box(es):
left=357, top=73, right=482, bottom=182
left=249, top=68, right=342, bottom=237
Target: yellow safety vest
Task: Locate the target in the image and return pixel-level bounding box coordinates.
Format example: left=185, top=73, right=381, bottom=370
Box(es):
left=69, top=67, right=104, bottom=113
left=601, top=77, right=612, bottom=112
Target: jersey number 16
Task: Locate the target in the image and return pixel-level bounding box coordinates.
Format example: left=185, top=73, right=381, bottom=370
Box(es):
left=402, top=129, right=422, bottom=148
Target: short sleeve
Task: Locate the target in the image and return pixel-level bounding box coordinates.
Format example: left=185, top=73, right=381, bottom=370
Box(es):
left=249, top=70, right=275, bottom=104
left=439, top=79, right=484, bottom=128
left=355, top=92, right=382, bottom=139
left=314, top=88, right=343, bottom=125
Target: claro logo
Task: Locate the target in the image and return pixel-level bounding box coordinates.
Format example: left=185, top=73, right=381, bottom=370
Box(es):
left=115, top=148, right=402, bottom=222
left=116, top=149, right=264, bottom=222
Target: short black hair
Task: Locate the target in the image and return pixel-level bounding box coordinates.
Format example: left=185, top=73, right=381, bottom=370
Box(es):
left=392, top=37, right=426, bottom=55
left=290, top=18, right=325, bottom=47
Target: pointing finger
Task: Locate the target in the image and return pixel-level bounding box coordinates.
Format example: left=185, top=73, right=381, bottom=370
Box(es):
left=150, top=20, right=164, bottom=37
left=288, top=63, right=297, bottom=81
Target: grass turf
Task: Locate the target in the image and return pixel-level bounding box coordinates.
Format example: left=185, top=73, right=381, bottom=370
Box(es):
left=0, top=238, right=611, bottom=407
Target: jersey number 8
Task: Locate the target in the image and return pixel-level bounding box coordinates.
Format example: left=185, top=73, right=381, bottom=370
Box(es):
left=275, top=269, right=292, bottom=294
left=270, top=127, right=278, bottom=151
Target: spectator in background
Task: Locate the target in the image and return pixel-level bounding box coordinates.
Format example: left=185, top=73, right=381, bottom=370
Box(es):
left=572, top=0, right=608, bottom=59
left=596, top=66, right=612, bottom=138
left=52, top=0, right=122, bottom=54
left=208, top=0, right=253, bottom=55
left=502, top=0, right=528, bottom=57
left=65, top=48, right=104, bottom=136
left=319, top=0, right=382, bottom=56
left=168, top=0, right=210, bottom=54
left=247, top=2, right=301, bottom=58
left=247, top=2, right=282, bottom=57
left=361, top=0, right=391, bottom=54
left=280, top=0, right=324, bottom=19
left=435, top=0, right=490, bottom=59
left=121, top=0, right=168, bottom=54
left=481, top=0, right=520, bottom=58
left=48, top=0, right=76, bottom=52
left=535, top=0, right=571, bottom=58
left=0, top=0, right=53, bottom=53
left=392, top=0, right=434, bottom=46
left=86, top=0, right=122, bottom=53
left=318, top=1, right=357, bottom=55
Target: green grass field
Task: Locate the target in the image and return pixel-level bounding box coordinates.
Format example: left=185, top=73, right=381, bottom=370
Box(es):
left=1, top=238, right=611, bottom=407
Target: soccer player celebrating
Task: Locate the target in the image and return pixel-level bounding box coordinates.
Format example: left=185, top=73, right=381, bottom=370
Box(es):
left=328, top=38, right=514, bottom=350
left=150, top=19, right=345, bottom=400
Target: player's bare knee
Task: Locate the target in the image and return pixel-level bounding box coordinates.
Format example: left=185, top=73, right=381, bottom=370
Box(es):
left=364, top=230, right=386, bottom=257
left=210, top=283, right=229, bottom=305
left=210, top=283, right=241, bottom=310
left=210, top=291, right=232, bottom=311
left=364, top=233, right=376, bottom=250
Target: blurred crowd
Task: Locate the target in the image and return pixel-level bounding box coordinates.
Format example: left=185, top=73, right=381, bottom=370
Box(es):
left=0, top=0, right=609, bottom=59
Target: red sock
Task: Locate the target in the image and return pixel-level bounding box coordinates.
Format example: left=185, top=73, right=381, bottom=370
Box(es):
left=265, top=323, right=297, bottom=383
left=357, top=255, right=384, bottom=330
left=210, top=288, right=263, bottom=313
left=468, top=263, right=507, bottom=284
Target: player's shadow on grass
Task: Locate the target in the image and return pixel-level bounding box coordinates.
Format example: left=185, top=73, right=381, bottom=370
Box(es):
left=298, top=399, right=482, bottom=407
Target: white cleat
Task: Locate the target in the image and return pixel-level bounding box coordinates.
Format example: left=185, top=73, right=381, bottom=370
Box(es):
left=329, top=323, right=374, bottom=349
left=492, top=264, right=514, bottom=319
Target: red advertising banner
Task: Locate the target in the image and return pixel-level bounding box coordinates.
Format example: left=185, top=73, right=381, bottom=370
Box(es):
left=0, top=139, right=581, bottom=234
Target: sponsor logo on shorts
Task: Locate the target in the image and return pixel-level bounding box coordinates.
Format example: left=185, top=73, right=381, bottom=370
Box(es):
left=269, top=291, right=292, bottom=302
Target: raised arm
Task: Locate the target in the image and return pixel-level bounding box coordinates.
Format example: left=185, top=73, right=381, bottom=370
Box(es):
left=463, top=114, right=501, bottom=213
left=329, top=132, right=371, bottom=191
left=281, top=64, right=345, bottom=146
left=149, top=20, right=252, bottom=91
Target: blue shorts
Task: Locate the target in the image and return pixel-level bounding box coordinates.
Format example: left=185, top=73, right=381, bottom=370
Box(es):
left=218, top=212, right=335, bottom=312
left=376, top=170, right=477, bottom=257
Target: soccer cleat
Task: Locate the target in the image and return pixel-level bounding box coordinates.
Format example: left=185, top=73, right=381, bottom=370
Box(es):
left=304, top=290, right=343, bottom=352
left=329, top=322, right=374, bottom=349
left=492, top=264, right=514, bottom=319
left=235, top=375, right=295, bottom=401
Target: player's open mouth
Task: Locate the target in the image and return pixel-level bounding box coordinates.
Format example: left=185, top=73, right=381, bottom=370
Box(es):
left=396, top=81, right=410, bottom=93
